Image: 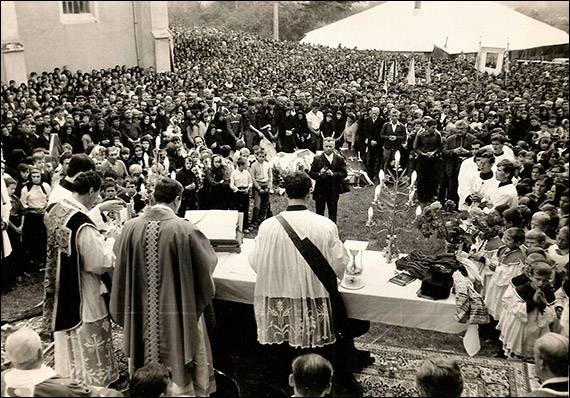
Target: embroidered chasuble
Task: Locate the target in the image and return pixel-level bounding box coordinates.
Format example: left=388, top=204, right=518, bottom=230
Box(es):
left=43, top=199, right=118, bottom=387
left=111, top=205, right=217, bottom=395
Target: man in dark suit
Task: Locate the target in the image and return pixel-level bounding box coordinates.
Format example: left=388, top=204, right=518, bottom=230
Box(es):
left=309, top=137, right=348, bottom=223
left=440, top=120, right=477, bottom=206
left=360, top=107, right=384, bottom=181
left=380, top=108, right=407, bottom=171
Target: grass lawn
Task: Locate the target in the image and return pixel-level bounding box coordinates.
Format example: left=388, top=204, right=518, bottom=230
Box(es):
left=265, top=184, right=445, bottom=254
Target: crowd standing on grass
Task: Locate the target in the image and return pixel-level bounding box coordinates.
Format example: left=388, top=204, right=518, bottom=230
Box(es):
left=1, top=25, right=569, bottom=396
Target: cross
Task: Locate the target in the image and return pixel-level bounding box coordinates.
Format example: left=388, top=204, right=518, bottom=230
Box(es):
left=85, top=333, right=106, bottom=367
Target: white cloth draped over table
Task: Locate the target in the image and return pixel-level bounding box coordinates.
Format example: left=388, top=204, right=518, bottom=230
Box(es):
left=215, top=239, right=468, bottom=335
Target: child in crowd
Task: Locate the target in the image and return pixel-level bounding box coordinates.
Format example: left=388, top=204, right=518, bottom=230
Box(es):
left=20, top=167, right=50, bottom=271
left=289, top=354, right=333, bottom=398
left=250, top=149, right=273, bottom=227
left=118, top=177, right=146, bottom=215
left=484, top=227, right=526, bottom=322
left=498, top=261, right=556, bottom=360
left=230, top=158, right=253, bottom=233
left=548, top=226, right=569, bottom=277
left=525, top=229, right=549, bottom=250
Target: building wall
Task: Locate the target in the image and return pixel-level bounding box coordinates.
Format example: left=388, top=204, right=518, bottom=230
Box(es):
left=14, top=1, right=139, bottom=74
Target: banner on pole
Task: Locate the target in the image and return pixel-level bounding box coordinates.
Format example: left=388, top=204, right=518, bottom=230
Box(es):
left=474, top=46, right=506, bottom=76
left=407, top=58, right=416, bottom=85
left=387, top=61, right=395, bottom=82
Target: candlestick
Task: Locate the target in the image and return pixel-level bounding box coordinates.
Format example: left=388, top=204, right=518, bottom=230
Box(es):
left=415, top=205, right=422, bottom=218
left=163, top=156, right=170, bottom=173
left=408, top=188, right=415, bottom=204
left=374, top=184, right=382, bottom=203
left=410, top=170, right=417, bottom=186
left=394, top=150, right=401, bottom=168
left=366, top=206, right=374, bottom=226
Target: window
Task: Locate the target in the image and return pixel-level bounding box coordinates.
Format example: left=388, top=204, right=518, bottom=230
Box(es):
left=62, top=1, right=91, bottom=14
left=60, top=1, right=97, bottom=24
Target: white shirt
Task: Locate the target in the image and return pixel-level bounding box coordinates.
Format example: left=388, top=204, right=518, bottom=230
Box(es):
left=230, top=168, right=253, bottom=191
left=324, top=153, right=334, bottom=165
left=20, top=183, right=51, bottom=210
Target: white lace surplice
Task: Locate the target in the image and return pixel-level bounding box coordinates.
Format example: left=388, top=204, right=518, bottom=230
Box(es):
left=249, top=210, right=349, bottom=348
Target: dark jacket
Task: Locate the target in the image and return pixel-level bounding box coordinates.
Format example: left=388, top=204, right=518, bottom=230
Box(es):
left=380, top=121, right=407, bottom=150
left=309, top=152, right=348, bottom=198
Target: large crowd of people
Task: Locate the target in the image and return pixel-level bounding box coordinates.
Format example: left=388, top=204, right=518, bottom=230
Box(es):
left=1, top=25, right=569, bottom=396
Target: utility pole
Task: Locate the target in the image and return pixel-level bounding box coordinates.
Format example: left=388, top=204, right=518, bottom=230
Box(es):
left=273, top=1, right=279, bottom=41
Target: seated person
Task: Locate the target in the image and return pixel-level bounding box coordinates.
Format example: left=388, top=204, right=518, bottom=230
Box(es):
left=289, top=354, right=333, bottom=398
left=1, top=327, right=120, bottom=397
left=527, top=333, right=569, bottom=397
left=415, top=358, right=464, bottom=397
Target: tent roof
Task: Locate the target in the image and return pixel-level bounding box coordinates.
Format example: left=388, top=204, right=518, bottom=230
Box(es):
left=300, top=1, right=569, bottom=54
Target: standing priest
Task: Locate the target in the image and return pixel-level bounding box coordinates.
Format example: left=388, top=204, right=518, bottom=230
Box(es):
left=43, top=170, right=118, bottom=388
left=111, top=177, right=218, bottom=396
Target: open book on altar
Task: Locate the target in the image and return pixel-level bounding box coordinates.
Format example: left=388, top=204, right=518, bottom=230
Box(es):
left=185, top=210, right=243, bottom=252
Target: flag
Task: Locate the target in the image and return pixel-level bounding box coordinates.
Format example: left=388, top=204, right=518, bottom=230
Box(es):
left=387, top=61, right=395, bottom=82
left=407, top=58, right=416, bottom=85
left=426, top=59, right=432, bottom=84
left=48, top=133, right=62, bottom=162
left=378, top=60, right=385, bottom=82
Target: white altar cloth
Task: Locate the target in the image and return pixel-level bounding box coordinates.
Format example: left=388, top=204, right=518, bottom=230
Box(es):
left=213, top=239, right=468, bottom=334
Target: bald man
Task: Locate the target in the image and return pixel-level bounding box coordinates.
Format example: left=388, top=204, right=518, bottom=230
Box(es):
left=527, top=333, right=568, bottom=397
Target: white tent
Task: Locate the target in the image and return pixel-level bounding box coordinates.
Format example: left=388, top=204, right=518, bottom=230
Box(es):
left=300, top=1, right=569, bottom=54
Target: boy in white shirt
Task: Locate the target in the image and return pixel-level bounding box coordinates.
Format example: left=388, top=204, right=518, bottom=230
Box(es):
left=230, top=158, right=253, bottom=233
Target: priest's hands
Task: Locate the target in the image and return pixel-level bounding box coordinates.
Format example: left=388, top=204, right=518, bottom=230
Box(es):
left=97, top=199, right=127, bottom=213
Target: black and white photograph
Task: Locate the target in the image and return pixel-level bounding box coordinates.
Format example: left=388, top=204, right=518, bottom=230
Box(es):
left=1, top=1, right=569, bottom=396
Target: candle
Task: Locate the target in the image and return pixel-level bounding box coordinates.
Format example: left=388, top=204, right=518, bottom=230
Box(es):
left=394, top=151, right=401, bottom=168
left=170, top=170, right=176, bottom=179
left=378, top=169, right=385, bottom=182
left=415, top=205, right=422, bottom=218
left=155, top=136, right=161, bottom=149
left=140, top=183, right=146, bottom=194
left=374, top=184, right=382, bottom=202
left=367, top=206, right=374, bottom=225
left=163, top=156, right=170, bottom=172
left=408, top=188, right=415, bottom=204
left=410, top=170, right=417, bottom=186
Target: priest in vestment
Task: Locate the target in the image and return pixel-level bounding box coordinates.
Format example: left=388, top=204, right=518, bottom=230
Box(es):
left=111, top=177, right=217, bottom=396
left=43, top=171, right=118, bottom=387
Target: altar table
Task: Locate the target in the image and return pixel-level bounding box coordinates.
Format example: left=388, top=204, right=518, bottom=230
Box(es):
left=213, top=239, right=468, bottom=334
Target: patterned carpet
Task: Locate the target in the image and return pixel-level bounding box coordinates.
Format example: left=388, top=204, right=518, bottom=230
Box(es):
left=354, top=342, right=532, bottom=397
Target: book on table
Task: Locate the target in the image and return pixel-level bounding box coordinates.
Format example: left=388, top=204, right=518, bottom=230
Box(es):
left=388, top=272, right=416, bottom=286
left=185, top=210, right=243, bottom=253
